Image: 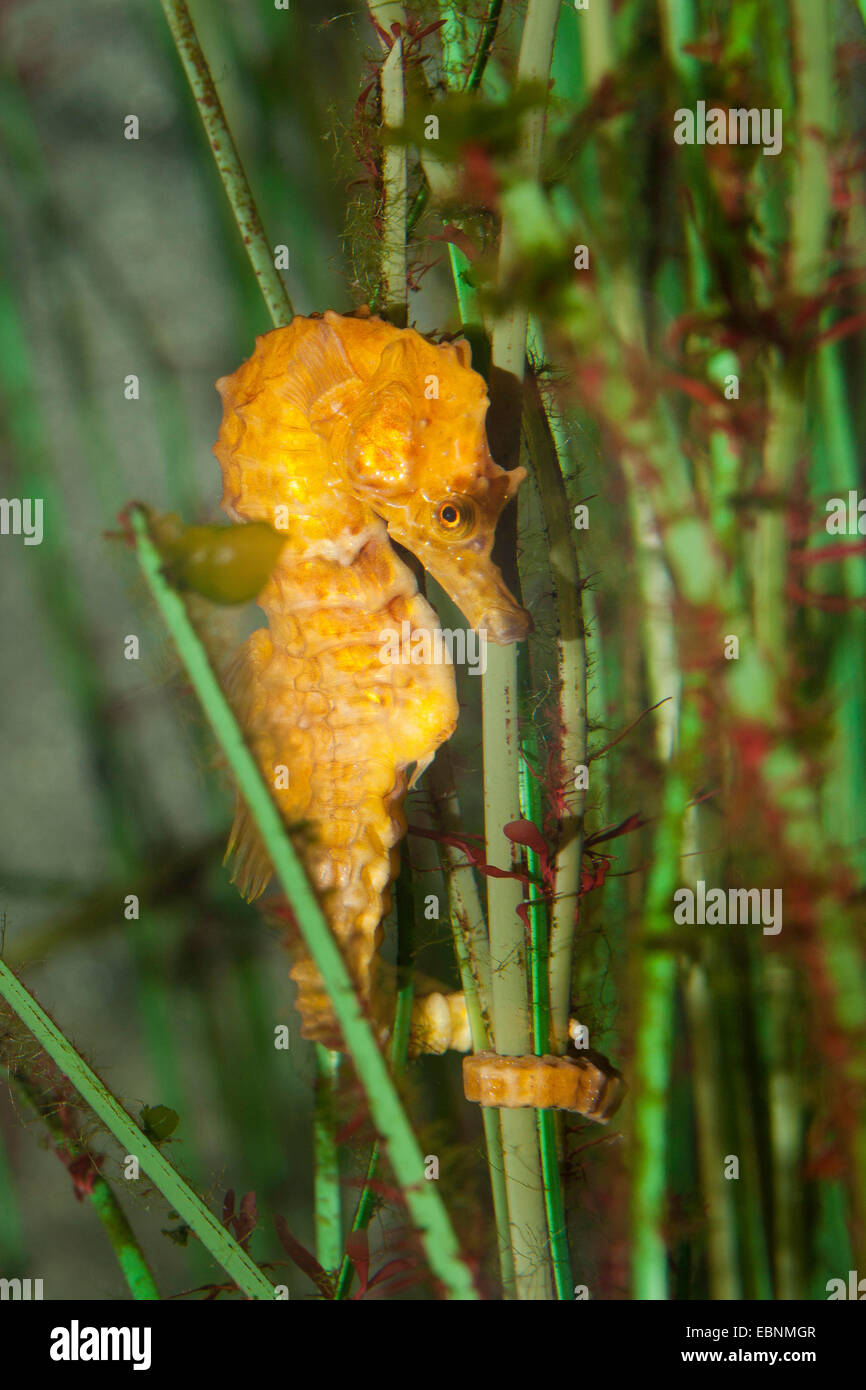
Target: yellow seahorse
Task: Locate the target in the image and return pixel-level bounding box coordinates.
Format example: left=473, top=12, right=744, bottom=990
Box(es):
left=213, top=309, right=529, bottom=1050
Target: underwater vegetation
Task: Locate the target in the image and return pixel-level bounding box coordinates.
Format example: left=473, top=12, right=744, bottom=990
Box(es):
left=0, top=0, right=864, bottom=1310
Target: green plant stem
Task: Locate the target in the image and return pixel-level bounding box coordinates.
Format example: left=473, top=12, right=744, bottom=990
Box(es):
left=87, top=1179, right=160, bottom=1300
left=752, top=0, right=848, bottom=1282
left=129, top=508, right=476, bottom=1299
left=517, top=732, right=551, bottom=1057
left=678, top=787, right=744, bottom=1303
left=0, top=962, right=273, bottom=1300
left=159, top=0, right=293, bottom=328
left=448, top=243, right=485, bottom=332
left=478, top=1109, right=515, bottom=1297
left=11, top=1071, right=159, bottom=1300
left=765, top=956, right=803, bottom=1297
left=577, top=0, right=704, bottom=1301
left=789, top=0, right=833, bottom=292
left=313, top=1047, right=342, bottom=1273
left=426, top=751, right=492, bottom=1029
left=0, top=1129, right=24, bottom=1269
left=754, top=0, right=830, bottom=651
left=417, top=24, right=514, bottom=1275
left=815, top=339, right=866, bottom=879
left=439, top=2, right=470, bottom=78
left=405, top=0, right=504, bottom=240
left=334, top=863, right=414, bottom=1300
left=522, top=366, right=588, bottom=1054
left=406, top=186, right=429, bottom=239
left=334, top=1140, right=379, bottom=1300
left=682, top=956, right=742, bottom=1300
left=481, top=0, right=562, bottom=1302
left=380, top=37, right=408, bottom=325
left=424, top=753, right=515, bottom=1297
left=730, top=948, right=775, bottom=1300
left=483, top=642, right=546, bottom=1296
left=466, top=0, right=504, bottom=91
left=630, top=763, right=686, bottom=1300
left=517, top=687, right=574, bottom=1301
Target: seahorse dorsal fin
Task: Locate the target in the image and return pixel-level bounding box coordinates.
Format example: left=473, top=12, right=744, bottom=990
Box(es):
left=279, top=319, right=360, bottom=419
left=225, top=802, right=273, bottom=902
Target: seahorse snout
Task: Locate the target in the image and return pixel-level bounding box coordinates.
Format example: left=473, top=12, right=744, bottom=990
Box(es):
left=410, top=540, right=531, bottom=645
left=483, top=605, right=533, bottom=644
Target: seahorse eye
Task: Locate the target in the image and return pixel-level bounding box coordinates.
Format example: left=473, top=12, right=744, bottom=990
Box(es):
left=434, top=497, right=476, bottom=539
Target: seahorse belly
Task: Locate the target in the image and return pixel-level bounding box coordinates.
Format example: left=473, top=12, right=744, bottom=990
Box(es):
left=226, top=525, right=458, bottom=1045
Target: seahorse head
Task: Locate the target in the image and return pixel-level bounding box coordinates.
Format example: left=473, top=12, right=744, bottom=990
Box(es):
left=336, top=328, right=531, bottom=645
